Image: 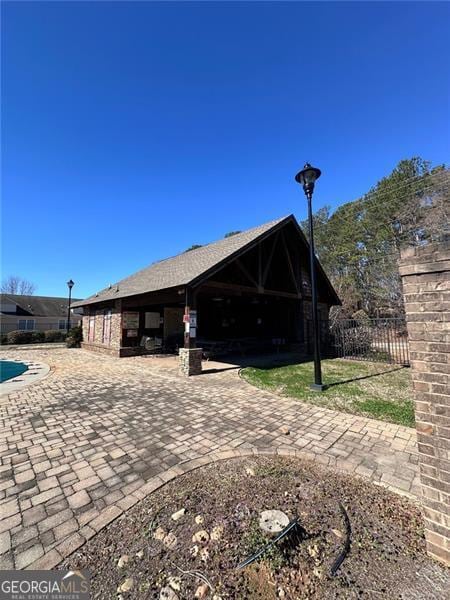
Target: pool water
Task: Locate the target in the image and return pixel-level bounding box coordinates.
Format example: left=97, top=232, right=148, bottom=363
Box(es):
left=0, top=360, right=28, bottom=383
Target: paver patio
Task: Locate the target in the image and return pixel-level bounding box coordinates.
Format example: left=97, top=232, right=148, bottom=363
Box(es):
left=0, top=348, right=420, bottom=570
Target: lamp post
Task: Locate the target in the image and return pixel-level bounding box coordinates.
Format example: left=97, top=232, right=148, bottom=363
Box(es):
left=295, top=163, right=326, bottom=392
left=66, top=279, right=74, bottom=334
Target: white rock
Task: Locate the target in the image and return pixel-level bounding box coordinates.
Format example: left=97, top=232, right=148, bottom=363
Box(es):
left=200, top=547, right=209, bottom=562
left=163, top=532, right=177, bottom=549
left=280, top=426, right=290, bottom=435
left=117, top=577, right=134, bottom=593
left=192, top=529, right=209, bottom=543
left=135, top=550, right=144, bottom=559
left=168, top=576, right=181, bottom=591
left=117, top=555, right=130, bottom=568
left=195, top=515, right=204, bottom=525
left=210, top=525, right=224, bottom=541
left=153, top=527, right=166, bottom=541
left=190, top=544, right=199, bottom=557
left=259, top=510, right=290, bottom=533
left=331, top=528, right=344, bottom=539
left=195, top=583, right=209, bottom=598
left=171, top=508, right=186, bottom=521
left=160, top=586, right=179, bottom=600
left=313, top=566, right=323, bottom=579
left=307, top=544, right=319, bottom=558
left=244, top=466, right=255, bottom=476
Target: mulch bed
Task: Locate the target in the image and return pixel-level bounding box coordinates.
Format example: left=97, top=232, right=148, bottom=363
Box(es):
left=62, top=457, right=449, bottom=599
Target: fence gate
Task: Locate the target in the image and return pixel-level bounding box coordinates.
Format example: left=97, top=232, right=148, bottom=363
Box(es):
left=319, top=317, right=410, bottom=366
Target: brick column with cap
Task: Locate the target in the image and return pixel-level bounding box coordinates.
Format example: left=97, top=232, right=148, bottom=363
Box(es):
left=179, top=347, right=203, bottom=376
left=399, top=241, right=450, bottom=566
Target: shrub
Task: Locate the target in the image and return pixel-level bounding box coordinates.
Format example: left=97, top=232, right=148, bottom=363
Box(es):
left=44, top=330, right=67, bottom=343
left=340, top=326, right=372, bottom=355
left=6, top=330, right=33, bottom=345
left=31, top=331, right=45, bottom=343
left=0, top=334, right=8, bottom=345
left=66, top=325, right=82, bottom=348
left=352, top=309, right=371, bottom=324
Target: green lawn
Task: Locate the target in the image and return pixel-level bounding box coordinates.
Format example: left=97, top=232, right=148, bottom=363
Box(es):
left=241, top=359, right=415, bottom=427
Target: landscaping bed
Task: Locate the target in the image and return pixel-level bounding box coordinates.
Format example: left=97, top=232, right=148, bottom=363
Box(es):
left=62, top=457, right=449, bottom=599
left=241, top=359, right=415, bottom=427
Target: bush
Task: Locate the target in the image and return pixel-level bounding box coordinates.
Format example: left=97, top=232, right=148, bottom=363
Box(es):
left=340, top=326, right=372, bottom=355
left=31, top=331, right=45, bottom=343
left=0, top=334, right=8, bottom=345
left=66, top=325, right=82, bottom=348
left=352, top=309, right=371, bottom=324
left=44, top=330, right=67, bottom=343
left=6, top=330, right=33, bottom=345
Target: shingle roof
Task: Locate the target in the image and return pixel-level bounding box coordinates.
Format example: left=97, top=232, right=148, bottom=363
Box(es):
left=72, top=214, right=340, bottom=307
left=72, top=216, right=292, bottom=307
left=0, top=294, right=83, bottom=317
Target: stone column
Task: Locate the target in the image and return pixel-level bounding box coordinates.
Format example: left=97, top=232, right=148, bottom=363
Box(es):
left=179, top=348, right=203, bottom=376
left=399, top=241, right=450, bottom=566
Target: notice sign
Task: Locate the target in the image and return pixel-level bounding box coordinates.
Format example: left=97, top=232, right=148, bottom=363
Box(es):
left=189, top=310, right=197, bottom=328
left=123, top=311, right=139, bottom=329
left=127, top=329, right=138, bottom=337
left=145, top=312, right=160, bottom=329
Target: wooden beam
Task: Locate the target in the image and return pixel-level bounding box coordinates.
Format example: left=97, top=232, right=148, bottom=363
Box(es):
left=281, top=229, right=300, bottom=295
left=236, top=258, right=259, bottom=288
left=122, top=289, right=181, bottom=308
left=258, top=242, right=262, bottom=287
left=262, top=231, right=280, bottom=285
left=202, top=280, right=301, bottom=300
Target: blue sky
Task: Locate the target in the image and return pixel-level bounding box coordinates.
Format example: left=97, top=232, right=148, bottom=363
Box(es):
left=2, top=1, right=449, bottom=298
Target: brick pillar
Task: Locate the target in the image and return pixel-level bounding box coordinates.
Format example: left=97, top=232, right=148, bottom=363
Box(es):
left=399, top=241, right=450, bottom=566
left=179, top=348, right=202, bottom=376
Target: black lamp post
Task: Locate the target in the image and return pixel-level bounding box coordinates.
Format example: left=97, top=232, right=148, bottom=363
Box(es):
left=295, top=163, right=326, bottom=392
left=67, top=279, right=74, bottom=334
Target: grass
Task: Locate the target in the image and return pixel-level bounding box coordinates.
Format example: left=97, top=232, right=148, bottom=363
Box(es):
left=241, top=359, right=415, bottom=427
left=241, top=519, right=286, bottom=570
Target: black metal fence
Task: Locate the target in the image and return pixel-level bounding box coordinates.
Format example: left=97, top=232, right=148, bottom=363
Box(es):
left=306, top=317, right=410, bottom=366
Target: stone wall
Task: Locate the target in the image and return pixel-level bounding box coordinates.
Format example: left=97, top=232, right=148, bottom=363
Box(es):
left=81, top=300, right=123, bottom=354
left=179, top=348, right=202, bottom=376
left=399, top=241, right=450, bottom=566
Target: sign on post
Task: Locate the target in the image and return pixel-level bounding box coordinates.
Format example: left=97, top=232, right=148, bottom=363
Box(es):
left=123, top=311, right=139, bottom=329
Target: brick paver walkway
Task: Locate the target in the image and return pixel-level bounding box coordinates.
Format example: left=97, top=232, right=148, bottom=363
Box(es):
left=0, top=348, right=420, bottom=570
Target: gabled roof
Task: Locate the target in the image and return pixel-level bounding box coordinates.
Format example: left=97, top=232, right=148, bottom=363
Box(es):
left=0, top=294, right=83, bottom=317
left=72, top=215, right=340, bottom=307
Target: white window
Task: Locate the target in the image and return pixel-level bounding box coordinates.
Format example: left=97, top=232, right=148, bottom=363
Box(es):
left=17, top=319, right=35, bottom=331
left=102, top=310, right=112, bottom=344
left=88, top=315, right=95, bottom=342
left=59, top=320, right=67, bottom=330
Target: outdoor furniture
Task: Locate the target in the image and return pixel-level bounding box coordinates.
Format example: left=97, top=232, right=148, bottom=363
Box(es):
left=140, top=335, right=163, bottom=354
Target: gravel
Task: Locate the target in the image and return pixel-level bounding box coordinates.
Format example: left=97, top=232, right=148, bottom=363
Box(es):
left=62, top=456, right=450, bottom=599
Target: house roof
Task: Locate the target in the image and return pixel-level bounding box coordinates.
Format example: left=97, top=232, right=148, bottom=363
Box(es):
left=72, top=215, right=340, bottom=307
left=0, top=294, right=82, bottom=317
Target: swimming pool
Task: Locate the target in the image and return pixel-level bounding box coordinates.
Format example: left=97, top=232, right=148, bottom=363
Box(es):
left=0, top=360, right=28, bottom=383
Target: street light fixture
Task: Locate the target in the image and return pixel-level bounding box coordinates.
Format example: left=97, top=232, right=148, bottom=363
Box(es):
left=67, top=279, right=74, bottom=334
left=295, top=163, right=326, bottom=391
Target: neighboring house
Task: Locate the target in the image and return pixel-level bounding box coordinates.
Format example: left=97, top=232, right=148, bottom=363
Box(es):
left=72, top=215, right=340, bottom=357
left=0, top=294, right=83, bottom=334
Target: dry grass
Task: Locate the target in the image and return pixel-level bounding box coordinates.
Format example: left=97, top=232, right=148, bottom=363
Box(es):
left=241, top=359, right=415, bottom=427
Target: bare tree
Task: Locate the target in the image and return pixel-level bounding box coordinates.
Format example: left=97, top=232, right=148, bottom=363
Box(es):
left=1, top=275, right=37, bottom=295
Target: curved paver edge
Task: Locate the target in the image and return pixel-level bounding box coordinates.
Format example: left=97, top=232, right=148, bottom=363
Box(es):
left=0, top=360, right=52, bottom=395
left=26, top=446, right=423, bottom=571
